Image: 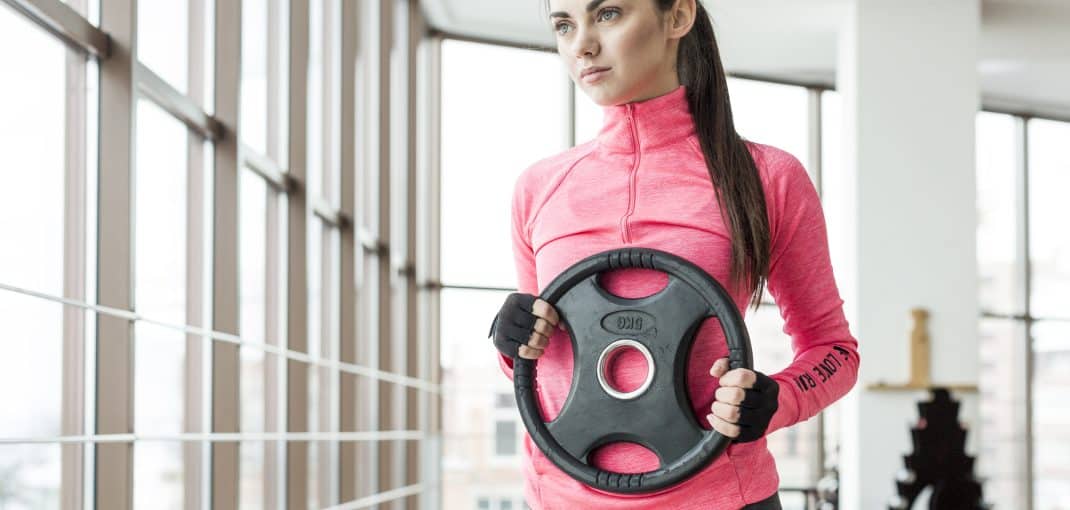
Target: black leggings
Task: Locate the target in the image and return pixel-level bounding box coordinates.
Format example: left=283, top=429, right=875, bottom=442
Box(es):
left=741, top=492, right=782, bottom=510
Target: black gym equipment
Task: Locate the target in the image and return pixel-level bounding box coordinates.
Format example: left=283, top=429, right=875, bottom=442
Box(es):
left=888, top=388, right=987, bottom=509
left=512, top=247, right=753, bottom=494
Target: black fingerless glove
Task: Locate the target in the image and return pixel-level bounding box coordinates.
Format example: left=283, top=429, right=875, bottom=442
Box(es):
left=734, top=371, right=780, bottom=443
left=487, top=292, right=538, bottom=359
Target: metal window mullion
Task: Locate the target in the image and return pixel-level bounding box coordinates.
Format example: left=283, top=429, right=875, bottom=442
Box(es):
left=416, top=31, right=443, bottom=510
left=94, top=0, right=136, bottom=508
left=61, top=0, right=89, bottom=504
left=1017, top=116, right=1034, bottom=510
left=806, top=86, right=825, bottom=485
left=242, top=144, right=291, bottom=192
left=265, top=0, right=285, bottom=506
left=397, top=3, right=424, bottom=509
left=318, top=222, right=336, bottom=507
left=324, top=484, right=424, bottom=510
left=385, top=0, right=413, bottom=506
left=265, top=181, right=284, bottom=510
left=360, top=0, right=388, bottom=504
left=184, top=0, right=208, bottom=508
left=135, top=62, right=223, bottom=141
left=286, top=0, right=312, bottom=507
left=320, top=0, right=343, bottom=505
left=211, top=0, right=242, bottom=508
left=338, top=0, right=360, bottom=502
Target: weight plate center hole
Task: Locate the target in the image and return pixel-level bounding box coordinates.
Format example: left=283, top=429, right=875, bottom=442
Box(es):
left=598, top=339, right=655, bottom=400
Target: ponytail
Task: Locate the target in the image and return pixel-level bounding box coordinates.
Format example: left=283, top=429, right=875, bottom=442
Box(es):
left=674, top=0, right=770, bottom=312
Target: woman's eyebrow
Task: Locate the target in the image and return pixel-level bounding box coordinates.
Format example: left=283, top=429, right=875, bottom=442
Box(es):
left=549, top=0, right=609, bottom=19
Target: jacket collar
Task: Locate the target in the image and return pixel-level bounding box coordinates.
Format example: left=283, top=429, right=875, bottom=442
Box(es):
left=596, top=84, right=696, bottom=154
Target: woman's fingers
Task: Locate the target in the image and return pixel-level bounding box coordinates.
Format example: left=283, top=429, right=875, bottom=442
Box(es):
left=517, top=344, right=544, bottom=359
left=711, top=401, right=741, bottom=423
left=531, top=317, right=555, bottom=340
left=706, top=413, right=740, bottom=438
left=532, top=298, right=561, bottom=329
left=709, top=358, right=730, bottom=378
left=517, top=299, right=560, bottom=360
left=527, top=327, right=550, bottom=350
left=715, top=386, right=746, bottom=407
left=719, top=368, right=757, bottom=389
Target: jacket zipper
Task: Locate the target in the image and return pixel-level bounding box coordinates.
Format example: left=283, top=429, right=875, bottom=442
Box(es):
left=620, top=104, right=641, bottom=244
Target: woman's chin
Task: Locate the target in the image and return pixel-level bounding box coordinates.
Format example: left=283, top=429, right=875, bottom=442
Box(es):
left=580, top=84, right=623, bottom=107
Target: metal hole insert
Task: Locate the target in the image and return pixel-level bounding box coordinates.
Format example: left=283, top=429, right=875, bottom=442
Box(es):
left=596, top=339, right=655, bottom=400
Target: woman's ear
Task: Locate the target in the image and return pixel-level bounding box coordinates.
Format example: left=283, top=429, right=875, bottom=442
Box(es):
left=667, top=0, right=697, bottom=40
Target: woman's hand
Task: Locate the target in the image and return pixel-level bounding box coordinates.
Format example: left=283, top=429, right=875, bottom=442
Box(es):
left=488, top=293, right=561, bottom=360
left=706, top=357, right=780, bottom=443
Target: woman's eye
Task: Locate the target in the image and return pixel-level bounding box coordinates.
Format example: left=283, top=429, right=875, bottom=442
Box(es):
left=555, top=9, right=619, bottom=36
left=598, top=8, right=620, bottom=22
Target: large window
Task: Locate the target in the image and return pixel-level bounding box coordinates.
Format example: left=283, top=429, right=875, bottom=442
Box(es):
left=0, top=4, right=70, bottom=504
left=438, top=38, right=569, bottom=508
left=976, top=112, right=1070, bottom=509
left=0, top=1, right=432, bottom=508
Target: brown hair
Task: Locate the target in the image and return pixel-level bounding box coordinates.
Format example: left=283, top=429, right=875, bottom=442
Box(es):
left=671, top=0, right=769, bottom=312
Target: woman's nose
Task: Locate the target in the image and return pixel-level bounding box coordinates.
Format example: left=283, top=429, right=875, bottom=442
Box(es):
left=571, top=26, right=598, bottom=59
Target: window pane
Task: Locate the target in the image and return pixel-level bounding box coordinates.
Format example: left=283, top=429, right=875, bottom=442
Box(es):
left=1033, top=321, right=1070, bottom=507
left=138, top=0, right=189, bottom=94
left=240, top=167, right=268, bottom=508
left=495, top=393, right=512, bottom=409
left=495, top=420, right=517, bottom=457
left=241, top=168, right=269, bottom=345
left=977, top=318, right=1029, bottom=507
left=0, top=11, right=67, bottom=467
left=0, top=445, right=61, bottom=507
left=242, top=0, right=269, bottom=154
left=0, top=296, right=63, bottom=436
left=574, top=81, right=602, bottom=145
left=440, top=288, right=523, bottom=506
left=308, top=217, right=322, bottom=510
left=820, top=90, right=840, bottom=202
left=307, top=216, right=339, bottom=508
left=976, top=112, right=1022, bottom=315
left=440, top=40, right=569, bottom=288
left=306, top=0, right=324, bottom=200
left=1028, top=119, right=1070, bottom=319
left=240, top=441, right=265, bottom=510
left=728, top=78, right=810, bottom=177
left=134, top=98, right=188, bottom=507
left=134, top=442, right=183, bottom=510
left=745, top=303, right=821, bottom=486
left=820, top=90, right=853, bottom=305
left=0, top=5, right=66, bottom=297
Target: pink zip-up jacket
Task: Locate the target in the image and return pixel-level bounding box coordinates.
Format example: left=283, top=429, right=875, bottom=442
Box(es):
left=498, top=84, right=859, bottom=509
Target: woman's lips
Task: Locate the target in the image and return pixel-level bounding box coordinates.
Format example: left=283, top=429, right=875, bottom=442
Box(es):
left=582, top=68, right=610, bottom=84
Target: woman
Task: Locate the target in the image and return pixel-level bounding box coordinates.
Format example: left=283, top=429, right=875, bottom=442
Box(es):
left=487, top=0, right=860, bottom=508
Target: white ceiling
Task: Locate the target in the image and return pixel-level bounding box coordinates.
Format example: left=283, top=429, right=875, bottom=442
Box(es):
left=420, top=0, right=1070, bottom=118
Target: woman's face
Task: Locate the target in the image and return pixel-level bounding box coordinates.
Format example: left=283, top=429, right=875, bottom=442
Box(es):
left=548, top=0, right=693, bottom=106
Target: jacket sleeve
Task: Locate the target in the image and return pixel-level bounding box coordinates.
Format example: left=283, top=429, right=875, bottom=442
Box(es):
left=760, top=150, right=861, bottom=436
left=497, top=172, right=540, bottom=380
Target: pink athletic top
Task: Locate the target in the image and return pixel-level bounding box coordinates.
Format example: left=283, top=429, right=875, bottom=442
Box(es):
left=498, top=84, right=860, bottom=509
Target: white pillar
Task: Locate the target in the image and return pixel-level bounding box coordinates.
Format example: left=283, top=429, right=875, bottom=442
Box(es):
left=830, top=1, right=982, bottom=508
